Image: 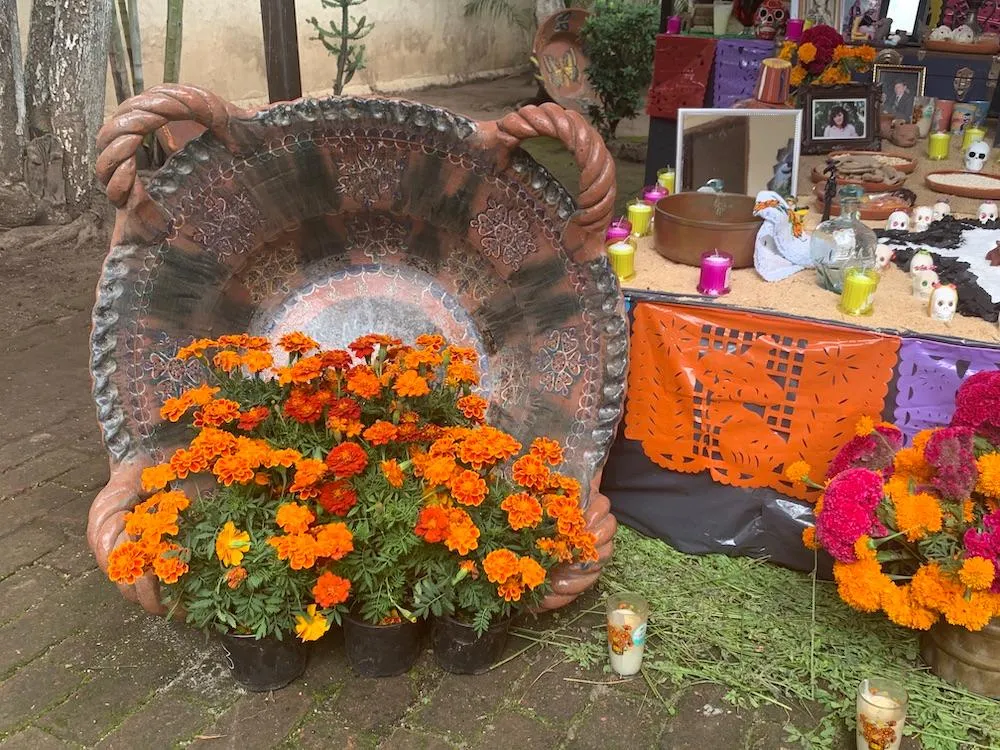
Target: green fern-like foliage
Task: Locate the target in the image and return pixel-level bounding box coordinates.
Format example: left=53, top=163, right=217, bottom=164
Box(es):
left=307, top=0, right=374, bottom=95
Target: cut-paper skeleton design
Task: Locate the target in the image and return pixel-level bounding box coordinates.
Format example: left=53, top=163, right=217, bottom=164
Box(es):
left=932, top=201, right=951, bottom=221
left=979, top=201, right=998, bottom=223
left=928, top=283, right=958, bottom=321
left=965, top=141, right=990, bottom=172
left=886, top=210, right=910, bottom=231
left=875, top=243, right=895, bottom=270
left=912, top=268, right=939, bottom=299
left=912, top=205, right=933, bottom=232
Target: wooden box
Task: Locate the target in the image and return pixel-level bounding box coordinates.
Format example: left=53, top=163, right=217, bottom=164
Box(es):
left=897, top=48, right=1000, bottom=105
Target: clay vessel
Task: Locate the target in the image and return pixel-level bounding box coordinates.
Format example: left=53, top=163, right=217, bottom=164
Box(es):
left=653, top=193, right=762, bottom=268
left=87, top=85, right=628, bottom=613
left=920, top=617, right=1000, bottom=698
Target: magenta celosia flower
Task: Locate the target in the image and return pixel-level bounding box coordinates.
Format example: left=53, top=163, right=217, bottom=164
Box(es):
left=816, top=467, right=886, bottom=562
left=825, top=424, right=903, bottom=479
left=924, top=426, right=977, bottom=500
left=951, top=371, right=1000, bottom=443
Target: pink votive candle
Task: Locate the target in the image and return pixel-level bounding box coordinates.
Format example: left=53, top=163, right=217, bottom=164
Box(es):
left=698, top=250, right=733, bottom=296
left=642, top=184, right=668, bottom=204
left=785, top=19, right=804, bottom=41
left=606, top=217, right=633, bottom=243
left=666, top=15, right=682, bottom=34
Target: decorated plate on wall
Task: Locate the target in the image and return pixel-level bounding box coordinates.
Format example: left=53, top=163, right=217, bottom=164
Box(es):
left=532, top=8, right=599, bottom=113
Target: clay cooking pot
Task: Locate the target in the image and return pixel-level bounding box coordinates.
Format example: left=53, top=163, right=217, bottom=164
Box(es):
left=653, top=193, right=762, bottom=269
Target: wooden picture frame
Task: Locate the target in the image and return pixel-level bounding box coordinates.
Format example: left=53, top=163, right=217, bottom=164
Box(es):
left=801, top=83, right=883, bottom=155
left=873, top=64, right=926, bottom=119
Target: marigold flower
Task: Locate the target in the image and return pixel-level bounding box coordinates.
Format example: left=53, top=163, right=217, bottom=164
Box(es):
left=215, top=521, right=251, bottom=567
left=801, top=526, right=819, bottom=550
left=797, top=41, right=817, bottom=64
left=154, top=490, right=190, bottom=514
left=194, top=398, right=242, bottom=428
left=942, top=590, right=1000, bottom=631
left=853, top=535, right=876, bottom=561
left=483, top=549, right=519, bottom=583
left=265, top=447, right=301, bottom=468
left=415, top=505, right=451, bottom=543
left=269, top=533, right=318, bottom=570
left=159, top=396, right=190, bottom=422
left=498, top=579, right=524, bottom=602
left=789, top=65, right=806, bottom=87
left=152, top=552, right=188, bottom=584
left=190, top=427, right=239, bottom=461
left=325, top=442, right=368, bottom=479
left=513, top=453, right=551, bottom=491
left=242, top=349, right=274, bottom=373
left=313, top=571, right=352, bottom=608
left=893, top=446, right=931, bottom=481
left=314, top=522, right=354, bottom=559
left=316, top=480, right=359, bottom=516
left=319, top=349, right=352, bottom=370
left=295, top=604, right=331, bottom=641
left=213, top=454, right=255, bottom=486
left=381, top=459, right=405, bottom=489
left=459, top=559, right=479, bottom=579
left=881, top=584, right=938, bottom=630
left=518, top=557, right=546, bottom=589
left=959, top=557, right=997, bottom=591
left=443, top=508, right=480, bottom=554
left=176, top=338, right=215, bottom=360
left=403, top=349, right=443, bottom=369
left=976, top=453, right=1000, bottom=498
left=448, top=346, right=478, bottom=364
left=212, top=350, right=243, bottom=373
left=348, top=334, right=380, bottom=359
left=853, top=416, right=875, bottom=437
left=501, top=492, right=543, bottom=530
left=237, top=405, right=270, bottom=431
left=833, top=559, right=892, bottom=613
left=423, top=456, right=458, bottom=486
left=225, top=566, right=248, bottom=589
left=445, top=361, right=479, bottom=386
left=283, top=356, right=325, bottom=385
left=284, top=388, right=326, bottom=424
left=529, top=437, right=564, bottom=466
left=892, top=489, right=943, bottom=542
left=141, top=463, right=177, bottom=492
left=363, top=420, right=399, bottom=446
left=455, top=394, right=488, bottom=423
left=276, top=502, right=316, bottom=534
left=911, top=563, right=965, bottom=612
left=217, top=334, right=250, bottom=348
left=183, top=384, right=221, bottom=406
left=169, top=448, right=207, bottom=479
left=536, top=536, right=573, bottom=563
left=450, top=469, right=488, bottom=507
left=416, top=334, right=445, bottom=351
left=107, top=541, right=147, bottom=584
left=784, top=460, right=812, bottom=484
left=279, top=332, right=319, bottom=355
left=394, top=369, right=431, bottom=398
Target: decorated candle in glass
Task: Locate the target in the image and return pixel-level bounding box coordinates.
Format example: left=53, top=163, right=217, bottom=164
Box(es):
left=642, top=184, right=668, bottom=205
left=698, top=250, right=733, bottom=296
left=606, top=217, right=632, bottom=244
left=839, top=267, right=879, bottom=316
left=785, top=18, right=805, bottom=40
left=606, top=592, right=649, bottom=676
left=656, top=168, right=676, bottom=194
left=856, top=678, right=907, bottom=750
left=927, top=132, right=950, bottom=160
left=962, top=125, right=987, bottom=151
left=607, top=238, right=636, bottom=281
left=666, top=15, right=682, bottom=33
left=627, top=198, right=654, bottom=237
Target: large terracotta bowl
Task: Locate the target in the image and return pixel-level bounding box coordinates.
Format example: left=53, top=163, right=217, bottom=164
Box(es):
left=88, top=85, right=626, bottom=613
left=653, top=193, right=762, bottom=269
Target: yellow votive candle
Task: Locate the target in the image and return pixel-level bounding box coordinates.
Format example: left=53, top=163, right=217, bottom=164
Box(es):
left=607, top=240, right=636, bottom=281
left=627, top=199, right=654, bottom=237
left=839, top=268, right=879, bottom=316
left=657, top=168, right=676, bottom=194
left=927, top=132, right=950, bottom=160
left=962, top=125, right=987, bottom=151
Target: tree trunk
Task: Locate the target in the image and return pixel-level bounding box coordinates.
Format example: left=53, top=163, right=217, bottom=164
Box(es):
left=49, top=0, right=114, bottom=217
left=164, top=0, right=184, bottom=83
left=24, top=0, right=57, bottom=137
left=0, top=0, right=26, bottom=183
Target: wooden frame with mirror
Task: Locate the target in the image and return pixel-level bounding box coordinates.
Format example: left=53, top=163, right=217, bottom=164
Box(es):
left=675, top=108, right=803, bottom=197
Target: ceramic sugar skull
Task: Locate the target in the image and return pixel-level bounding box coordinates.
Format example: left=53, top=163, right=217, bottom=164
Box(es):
left=875, top=243, right=895, bottom=270
left=952, top=24, right=976, bottom=43
left=912, top=206, right=933, bottom=232
left=909, top=249, right=934, bottom=273
left=886, top=211, right=910, bottom=231
left=966, top=140, right=990, bottom=172
left=929, top=25, right=953, bottom=40
left=928, top=283, right=958, bottom=321
left=979, top=201, right=998, bottom=223
left=754, top=0, right=787, bottom=40
left=912, top=268, right=939, bottom=299
left=932, top=201, right=951, bottom=221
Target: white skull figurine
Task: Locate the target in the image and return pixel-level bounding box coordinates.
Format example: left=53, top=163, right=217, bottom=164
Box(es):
left=912, top=206, right=933, bottom=232
left=909, top=249, right=934, bottom=273
left=929, top=25, right=953, bottom=40
left=979, top=201, right=998, bottom=223
left=952, top=24, right=976, bottom=43
left=875, top=244, right=895, bottom=270
left=912, top=268, right=939, bottom=299
left=886, top=211, right=910, bottom=231
left=932, top=201, right=951, bottom=221
left=928, top=284, right=958, bottom=321
left=966, top=140, right=990, bottom=172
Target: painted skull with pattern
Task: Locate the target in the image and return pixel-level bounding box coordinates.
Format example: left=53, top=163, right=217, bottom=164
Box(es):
left=928, top=283, right=958, bottom=321
left=754, top=0, right=787, bottom=40
left=979, top=201, right=998, bottom=223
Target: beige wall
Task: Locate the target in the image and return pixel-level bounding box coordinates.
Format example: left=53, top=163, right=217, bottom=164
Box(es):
left=16, top=0, right=532, bottom=110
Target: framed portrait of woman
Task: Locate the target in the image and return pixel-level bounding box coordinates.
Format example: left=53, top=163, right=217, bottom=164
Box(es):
left=801, top=83, right=883, bottom=154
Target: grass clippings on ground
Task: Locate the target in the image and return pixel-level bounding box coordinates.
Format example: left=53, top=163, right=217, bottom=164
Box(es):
left=534, top=528, right=998, bottom=750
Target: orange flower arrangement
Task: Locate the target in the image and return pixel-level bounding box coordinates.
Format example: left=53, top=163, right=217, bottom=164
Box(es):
left=776, top=25, right=875, bottom=102
left=791, top=376, right=1000, bottom=632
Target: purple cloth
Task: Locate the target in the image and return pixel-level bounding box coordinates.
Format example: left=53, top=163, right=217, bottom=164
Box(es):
left=712, top=39, right=775, bottom=108
left=893, top=337, right=1000, bottom=442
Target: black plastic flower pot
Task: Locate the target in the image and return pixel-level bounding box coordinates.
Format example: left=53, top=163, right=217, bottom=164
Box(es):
left=219, top=633, right=310, bottom=692
left=342, top=613, right=425, bottom=677
left=431, top=615, right=510, bottom=675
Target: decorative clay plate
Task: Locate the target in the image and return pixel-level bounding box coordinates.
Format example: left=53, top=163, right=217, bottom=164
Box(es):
left=925, top=170, right=1000, bottom=199
left=88, top=85, right=626, bottom=611
left=532, top=8, right=598, bottom=113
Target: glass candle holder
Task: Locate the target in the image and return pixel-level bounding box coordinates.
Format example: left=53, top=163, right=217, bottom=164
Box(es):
left=606, top=217, right=632, bottom=244
left=931, top=99, right=954, bottom=133
left=656, top=168, right=676, bottom=194
left=642, top=184, right=668, bottom=205
left=666, top=15, right=682, bottom=34
left=962, top=125, right=987, bottom=151
left=839, top=267, right=879, bottom=316
left=606, top=592, right=649, bottom=677
left=713, top=1, right=732, bottom=35
left=927, top=132, right=950, bottom=160
left=607, top=239, right=636, bottom=282
left=627, top=199, right=654, bottom=237
left=785, top=18, right=804, bottom=40
left=912, top=96, right=935, bottom=138
left=697, top=250, right=733, bottom=295
left=856, top=678, right=907, bottom=750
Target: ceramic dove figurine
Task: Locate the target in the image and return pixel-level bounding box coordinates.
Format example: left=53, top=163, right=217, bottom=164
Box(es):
left=752, top=190, right=813, bottom=281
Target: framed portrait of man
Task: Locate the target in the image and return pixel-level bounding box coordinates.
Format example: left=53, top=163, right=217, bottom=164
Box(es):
left=873, top=65, right=926, bottom=120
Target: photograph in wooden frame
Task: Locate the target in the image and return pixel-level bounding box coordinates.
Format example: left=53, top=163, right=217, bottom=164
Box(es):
left=801, top=83, right=883, bottom=155
left=873, top=64, right=926, bottom=119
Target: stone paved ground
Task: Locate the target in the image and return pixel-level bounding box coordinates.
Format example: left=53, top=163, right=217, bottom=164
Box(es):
left=0, top=78, right=865, bottom=750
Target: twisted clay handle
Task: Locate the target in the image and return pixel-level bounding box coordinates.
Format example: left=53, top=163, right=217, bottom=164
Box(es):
left=489, top=103, right=616, bottom=262
left=95, top=84, right=246, bottom=208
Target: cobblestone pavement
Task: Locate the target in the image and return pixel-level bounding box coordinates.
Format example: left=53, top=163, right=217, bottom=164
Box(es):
left=0, top=79, right=840, bottom=750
